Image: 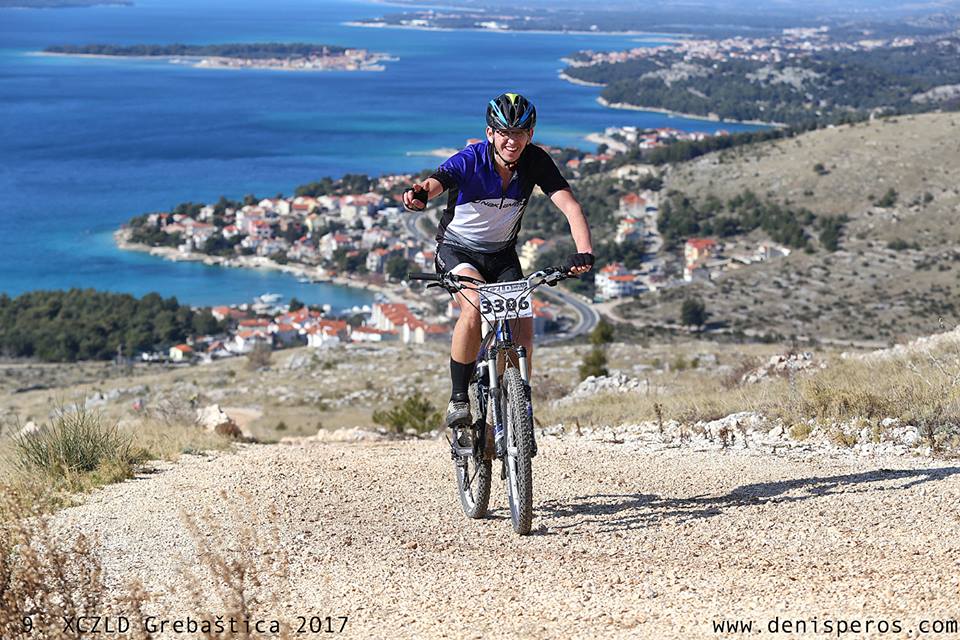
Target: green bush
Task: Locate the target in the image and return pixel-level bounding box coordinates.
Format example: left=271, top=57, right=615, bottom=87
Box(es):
left=578, top=347, right=609, bottom=380
left=246, top=342, right=272, bottom=370
left=876, top=188, right=898, bottom=208
left=681, top=297, right=708, bottom=329
left=372, top=392, right=442, bottom=434
left=13, top=406, right=145, bottom=489
left=589, top=319, right=615, bottom=346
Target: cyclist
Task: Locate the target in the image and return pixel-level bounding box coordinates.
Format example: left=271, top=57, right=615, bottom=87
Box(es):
left=403, top=92, right=593, bottom=430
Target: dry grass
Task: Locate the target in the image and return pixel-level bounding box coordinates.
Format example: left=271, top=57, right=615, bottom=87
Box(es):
left=0, top=491, right=110, bottom=639
left=0, top=487, right=295, bottom=639
left=171, top=491, right=296, bottom=638
left=543, top=338, right=960, bottom=451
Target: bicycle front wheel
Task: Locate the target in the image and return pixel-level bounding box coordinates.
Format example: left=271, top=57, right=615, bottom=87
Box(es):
left=455, top=381, right=491, bottom=519
left=503, top=367, right=534, bottom=535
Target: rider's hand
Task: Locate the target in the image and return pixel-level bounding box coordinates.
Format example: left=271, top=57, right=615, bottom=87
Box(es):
left=564, top=252, right=595, bottom=276
left=402, top=184, right=429, bottom=211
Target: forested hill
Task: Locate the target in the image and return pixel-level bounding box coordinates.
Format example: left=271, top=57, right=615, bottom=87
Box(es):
left=0, top=290, right=221, bottom=362
left=565, top=37, right=960, bottom=126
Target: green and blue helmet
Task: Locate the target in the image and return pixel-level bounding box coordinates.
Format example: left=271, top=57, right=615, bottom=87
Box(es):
left=486, top=92, right=536, bottom=131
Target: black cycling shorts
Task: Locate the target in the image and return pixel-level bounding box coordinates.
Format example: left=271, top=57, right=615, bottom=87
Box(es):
left=435, top=243, right=524, bottom=283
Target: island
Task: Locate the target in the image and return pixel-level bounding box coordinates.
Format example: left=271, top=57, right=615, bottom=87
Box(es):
left=562, top=30, right=960, bottom=127
left=1, top=0, right=129, bottom=6
left=41, top=43, right=396, bottom=72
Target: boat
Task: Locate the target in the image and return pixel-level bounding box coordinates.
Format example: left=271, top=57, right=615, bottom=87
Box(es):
left=256, top=292, right=283, bottom=304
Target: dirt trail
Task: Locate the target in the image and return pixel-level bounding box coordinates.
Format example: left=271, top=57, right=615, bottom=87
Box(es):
left=50, top=435, right=960, bottom=638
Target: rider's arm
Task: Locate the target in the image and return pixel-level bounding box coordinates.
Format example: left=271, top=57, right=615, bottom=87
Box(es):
left=403, top=177, right=445, bottom=210
left=550, top=188, right=593, bottom=255
left=418, top=177, right=445, bottom=199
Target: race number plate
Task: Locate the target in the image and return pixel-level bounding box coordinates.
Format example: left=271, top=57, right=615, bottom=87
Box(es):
left=477, top=280, right=532, bottom=320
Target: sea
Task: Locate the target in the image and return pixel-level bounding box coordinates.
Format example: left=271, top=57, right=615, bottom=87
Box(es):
left=0, top=0, right=763, bottom=309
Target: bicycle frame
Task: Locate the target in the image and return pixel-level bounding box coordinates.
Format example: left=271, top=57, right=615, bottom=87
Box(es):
left=475, top=317, right=530, bottom=459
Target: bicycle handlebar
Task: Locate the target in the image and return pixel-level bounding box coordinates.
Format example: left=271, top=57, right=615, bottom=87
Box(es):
left=407, top=266, right=574, bottom=292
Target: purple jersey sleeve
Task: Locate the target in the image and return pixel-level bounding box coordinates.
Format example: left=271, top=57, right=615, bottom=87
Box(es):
left=429, top=145, right=476, bottom=192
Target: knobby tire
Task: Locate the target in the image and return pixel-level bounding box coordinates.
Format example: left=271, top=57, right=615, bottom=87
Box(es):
left=503, top=367, right=534, bottom=535
left=456, top=382, right=491, bottom=518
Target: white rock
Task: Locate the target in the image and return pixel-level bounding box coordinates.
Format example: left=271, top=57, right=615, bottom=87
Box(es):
left=195, top=404, right=244, bottom=439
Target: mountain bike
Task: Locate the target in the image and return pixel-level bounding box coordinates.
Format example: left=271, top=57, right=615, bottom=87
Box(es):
left=408, top=266, right=573, bottom=535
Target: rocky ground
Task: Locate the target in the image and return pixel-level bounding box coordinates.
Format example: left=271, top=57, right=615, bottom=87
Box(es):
left=48, top=428, right=960, bottom=639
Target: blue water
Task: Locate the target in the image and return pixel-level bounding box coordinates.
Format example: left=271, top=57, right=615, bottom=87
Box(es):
left=0, top=0, right=762, bottom=308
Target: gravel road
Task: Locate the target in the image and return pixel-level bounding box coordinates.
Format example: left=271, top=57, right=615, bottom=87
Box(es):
left=50, top=435, right=960, bottom=639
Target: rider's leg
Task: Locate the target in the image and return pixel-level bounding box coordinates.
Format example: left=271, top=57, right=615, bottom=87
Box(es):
left=447, top=266, right=485, bottom=427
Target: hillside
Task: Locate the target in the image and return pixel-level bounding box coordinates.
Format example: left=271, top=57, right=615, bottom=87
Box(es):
left=618, top=111, right=960, bottom=344
left=4, top=322, right=960, bottom=637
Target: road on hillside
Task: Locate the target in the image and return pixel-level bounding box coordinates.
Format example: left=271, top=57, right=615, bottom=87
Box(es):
left=405, top=208, right=599, bottom=340
left=49, top=436, right=960, bottom=639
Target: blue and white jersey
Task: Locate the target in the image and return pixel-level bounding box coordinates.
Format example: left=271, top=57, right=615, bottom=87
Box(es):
left=429, top=140, right=570, bottom=253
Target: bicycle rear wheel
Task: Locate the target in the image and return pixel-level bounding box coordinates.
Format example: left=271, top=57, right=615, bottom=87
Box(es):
left=455, top=382, right=491, bottom=518
left=503, top=367, right=534, bottom=535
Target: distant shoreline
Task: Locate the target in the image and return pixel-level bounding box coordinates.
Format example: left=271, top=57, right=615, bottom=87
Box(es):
left=34, top=51, right=392, bottom=72
left=596, top=96, right=783, bottom=128
left=344, top=20, right=682, bottom=39
left=113, top=229, right=408, bottom=305
left=558, top=71, right=604, bottom=88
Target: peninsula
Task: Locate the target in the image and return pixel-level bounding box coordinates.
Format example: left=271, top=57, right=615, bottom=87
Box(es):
left=42, top=43, right=395, bottom=72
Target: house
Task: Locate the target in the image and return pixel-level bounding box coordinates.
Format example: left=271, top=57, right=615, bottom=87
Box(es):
left=619, top=193, right=646, bottom=217
left=169, top=344, right=194, bottom=362
left=615, top=218, right=644, bottom=245
left=340, top=194, right=380, bottom=222
left=305, top=319, right=350, bottom=347
left=366, top=247, right=391, bottom=273
left=259, top=198, right=291, bottom=217
left=248, top=219, right=273, bottom=240
left=402, top=323, right=448, bottom=345
left=211, top=306, right=249, bottom=323
left=270, top=322, right=302, bottom=346
left=371, top=303, right=420, bottom=332
left=291, top=196, right=319, bottom=215
left=683, top=263, right=712, bottom=283
left=350, top=326, right=396, bottom=343
left=232, top=330, right=270, bottom=353
left=519, top=237, right=547, bottom=271
left=595, top=262, right=638, bottom=301
left=684, top=238, right=718, bottom=266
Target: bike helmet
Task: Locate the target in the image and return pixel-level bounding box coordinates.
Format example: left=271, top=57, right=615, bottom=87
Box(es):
left=486, top=92, right=537, bottom=131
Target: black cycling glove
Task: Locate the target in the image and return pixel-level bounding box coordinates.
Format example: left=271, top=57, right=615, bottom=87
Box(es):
left=564, top=252, right=595, bottom=272
left=402, top=187, right=429, bottom=211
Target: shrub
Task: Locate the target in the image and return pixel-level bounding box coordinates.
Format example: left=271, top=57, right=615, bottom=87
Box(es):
left=681, top=297, right=707, bottom=329
left=578, top=347, right=609, bottom=380
left=13, top=406, right=145, bottom=491
left=245, top=342, right=272, bottom=370
left=372, top=392, right=442, bottom=434
left=589, top=319, right=615, bottom=346
left=876, top=187, right=898, bottom=208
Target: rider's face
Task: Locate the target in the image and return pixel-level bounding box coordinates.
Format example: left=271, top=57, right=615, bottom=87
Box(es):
left=487, top=126, right=532, bottom=166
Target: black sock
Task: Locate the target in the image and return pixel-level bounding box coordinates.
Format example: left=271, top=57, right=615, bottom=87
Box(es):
left=450, top=358, right=476, bottom=402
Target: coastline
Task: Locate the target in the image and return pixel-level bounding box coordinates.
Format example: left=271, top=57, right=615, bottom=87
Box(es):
left=113, top=229, right=409, bottom=305
left=34, top=51, right=392, bottom=72
left=343, top=21, right=681, bottom=39
left=596, top=96, right=783, bottom=128
left=557, top=71, right=604, bottom=88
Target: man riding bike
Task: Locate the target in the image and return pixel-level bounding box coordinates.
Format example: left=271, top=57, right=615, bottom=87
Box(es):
left=402, top=92, right=594, bottom=431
